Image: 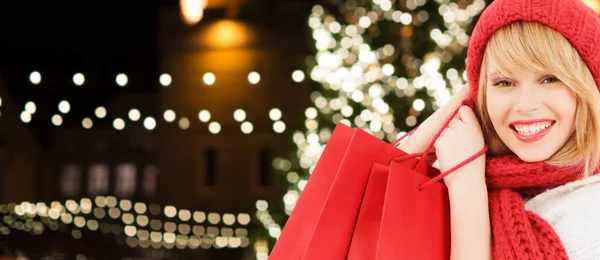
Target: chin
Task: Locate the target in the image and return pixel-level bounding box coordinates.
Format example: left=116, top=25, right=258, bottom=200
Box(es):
left=511, top=150, right=554, bottom=163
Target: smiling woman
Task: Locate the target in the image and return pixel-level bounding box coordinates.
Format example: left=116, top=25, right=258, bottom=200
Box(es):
left=475, top=21, right=600, bottom=175
left=398, top=0, right=600, bottom=259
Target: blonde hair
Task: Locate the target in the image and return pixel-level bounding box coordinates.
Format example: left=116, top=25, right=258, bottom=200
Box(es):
left=475, top=21, right=600, bottom=177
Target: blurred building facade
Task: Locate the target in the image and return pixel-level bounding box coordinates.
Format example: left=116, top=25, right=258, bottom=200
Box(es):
left=0, top=0, right=314, bottom=259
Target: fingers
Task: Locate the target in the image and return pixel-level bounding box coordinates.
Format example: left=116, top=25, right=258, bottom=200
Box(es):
left=435, top=126, right=452, bottom=149
left=440, top=105, right=476, bottom=138
left=448, top=118, right=460, bottom=129
left=438, top=125, right=452, bottom=139
left=457, top=105, right=478, bottom=125
left=434, top=130, right=444, bottom=148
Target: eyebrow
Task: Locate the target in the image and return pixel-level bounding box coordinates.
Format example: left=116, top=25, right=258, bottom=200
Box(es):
left=488, top=70, right=518, bottom=77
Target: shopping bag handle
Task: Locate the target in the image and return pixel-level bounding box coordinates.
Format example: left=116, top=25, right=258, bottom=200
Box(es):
left=391, top=98, right=488, bottom=190
left=417, top=146, right=487, bottom=190
left=389, top=146, right=488, bottom=190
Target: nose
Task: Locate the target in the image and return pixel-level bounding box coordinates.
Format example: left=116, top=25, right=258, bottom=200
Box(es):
left=515, top=84, right=541, bottom=113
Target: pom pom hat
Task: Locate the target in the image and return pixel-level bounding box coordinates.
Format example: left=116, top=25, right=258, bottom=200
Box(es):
left=466, top=0, right=600, bottom=102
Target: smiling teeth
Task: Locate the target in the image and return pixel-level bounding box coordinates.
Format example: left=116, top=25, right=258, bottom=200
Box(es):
left=514, top=122, right=552, bottom=136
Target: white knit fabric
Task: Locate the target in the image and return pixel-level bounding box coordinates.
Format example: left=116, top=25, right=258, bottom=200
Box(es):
left=524, top=174, right=600, bottom=260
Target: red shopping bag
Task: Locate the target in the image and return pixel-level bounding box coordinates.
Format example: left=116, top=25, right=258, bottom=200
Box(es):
left=270, top=124, right=417, bottom=260
left=376, top=161, right=451, bottom=259
left=346, top=163, right=389, bottom=260
left=374, top=99, right=487, bottom=260
left=271, top=98, right=485, bottom=260
left=347, top=152, right=440, bottom=260
left=269, top=123, right=355, bottom=260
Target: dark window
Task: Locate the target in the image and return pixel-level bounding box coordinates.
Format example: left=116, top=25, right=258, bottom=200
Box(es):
left=259, top=147, right=272, bottom=187
left=61, top=164, right=81, bottom=197
left=88, top=164, right=110, bottom=196
left=206, top=149, right=217, bottom=186
left=143, top=165, right=158, bottom=197
left=115, top=163, right=136, bottom=197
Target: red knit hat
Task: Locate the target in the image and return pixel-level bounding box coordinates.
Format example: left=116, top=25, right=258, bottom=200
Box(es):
left=466, top=0, right=600, bottom=102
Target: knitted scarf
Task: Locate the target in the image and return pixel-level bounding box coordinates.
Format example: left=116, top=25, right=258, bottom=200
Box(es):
left=486, top=154, right=583, bottom=259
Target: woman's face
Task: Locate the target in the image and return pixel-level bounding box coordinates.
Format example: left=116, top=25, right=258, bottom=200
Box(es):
left=485, top=60, right=577, bottom=162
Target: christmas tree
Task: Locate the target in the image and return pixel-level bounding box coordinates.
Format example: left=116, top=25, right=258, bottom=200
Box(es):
left=253, top=0, right=488, bottom=257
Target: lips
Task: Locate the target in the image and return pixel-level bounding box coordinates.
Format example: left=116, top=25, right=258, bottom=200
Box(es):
left=509, top=119, right=555, bottom=142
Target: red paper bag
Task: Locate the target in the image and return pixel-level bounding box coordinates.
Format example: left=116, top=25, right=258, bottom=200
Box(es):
left=270, top=123, right=415, bottom=260
left=346, top=163, right=389, bottom=260
left=272, top=98, right=484, bottom=260
left=269, top=123, right=355, bottom=260
left=348, top=156, right=440, bottom=259
left=375, top=98, right=486, bottom=259
left=376, top=160, right=451, bottom=260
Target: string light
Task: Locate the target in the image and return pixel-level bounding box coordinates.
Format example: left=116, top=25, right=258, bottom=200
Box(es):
left=116, top=73, right=128, bottom=87
left=160, top=73, right=172, bottom=87
left=233, top=109, right=246, bottom=122
left=73, top=73, right=85, bottom=86
left=198, top=110, right=211, bottom=122
left=128, top=109, right=141, bottom=121
left=52, top=115, right=63, bottom=126
left=20, top=111, right=31, bottom=123
left=413, top=99, right=426, bottom=111
left=30, top=71, right=42, bottom=85
left=143, top=117, right=157, bottom=130
left=0, top=197, right=251, bottom=251
left=241, top=122, right=253, bottom=134
left=25, top=101, right=36, bottom=114
left=193, top=211, right=206, bottom=223
left=12, top=71, right=300, bottom=134
left=58, top=101, right=71, bottom=114
left=292, top=70, right=305, bottom=83
left=208, top=122, right=221, bottom=134
left=273, top=121, right=286, bottom=133
left=163, top=110, right=176, bottom=123
left=178, top=117, right=190, bottom=130
left=164, top=206, right=177, bottom=218
left=207, top=213, right=220, bottom=225
left=95, top=106, right=107, bottom=119
left=203, top=72, right=216, bottom=85
left=248, top=72, right=261, bottom=85
left=269, top=108, right=282, bottom=121
left=82, top=118, right=93, bottom=129
left=113, top=118, right=125, bottom=131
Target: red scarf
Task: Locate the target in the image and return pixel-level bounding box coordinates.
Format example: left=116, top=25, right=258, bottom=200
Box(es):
left=486, top=155, right=583, bottom=259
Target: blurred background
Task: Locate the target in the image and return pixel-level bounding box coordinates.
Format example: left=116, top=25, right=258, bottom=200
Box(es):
left=0, top=0, right=598, bottom=259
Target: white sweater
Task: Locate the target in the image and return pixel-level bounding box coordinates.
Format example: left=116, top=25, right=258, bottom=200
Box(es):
left=524, top=174, right=600, bottom=260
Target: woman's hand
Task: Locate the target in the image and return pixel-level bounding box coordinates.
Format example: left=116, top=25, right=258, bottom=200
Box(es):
left=398, top=86, right=473, bottom=164
left=433, top=105, right=486, bottom=190
left=434, top=105, right=491, bottom=260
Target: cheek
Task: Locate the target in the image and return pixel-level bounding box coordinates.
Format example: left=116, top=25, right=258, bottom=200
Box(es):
left=486, top=91, right=510, bottom=127
left=551, top=88, right=577, bottom=128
